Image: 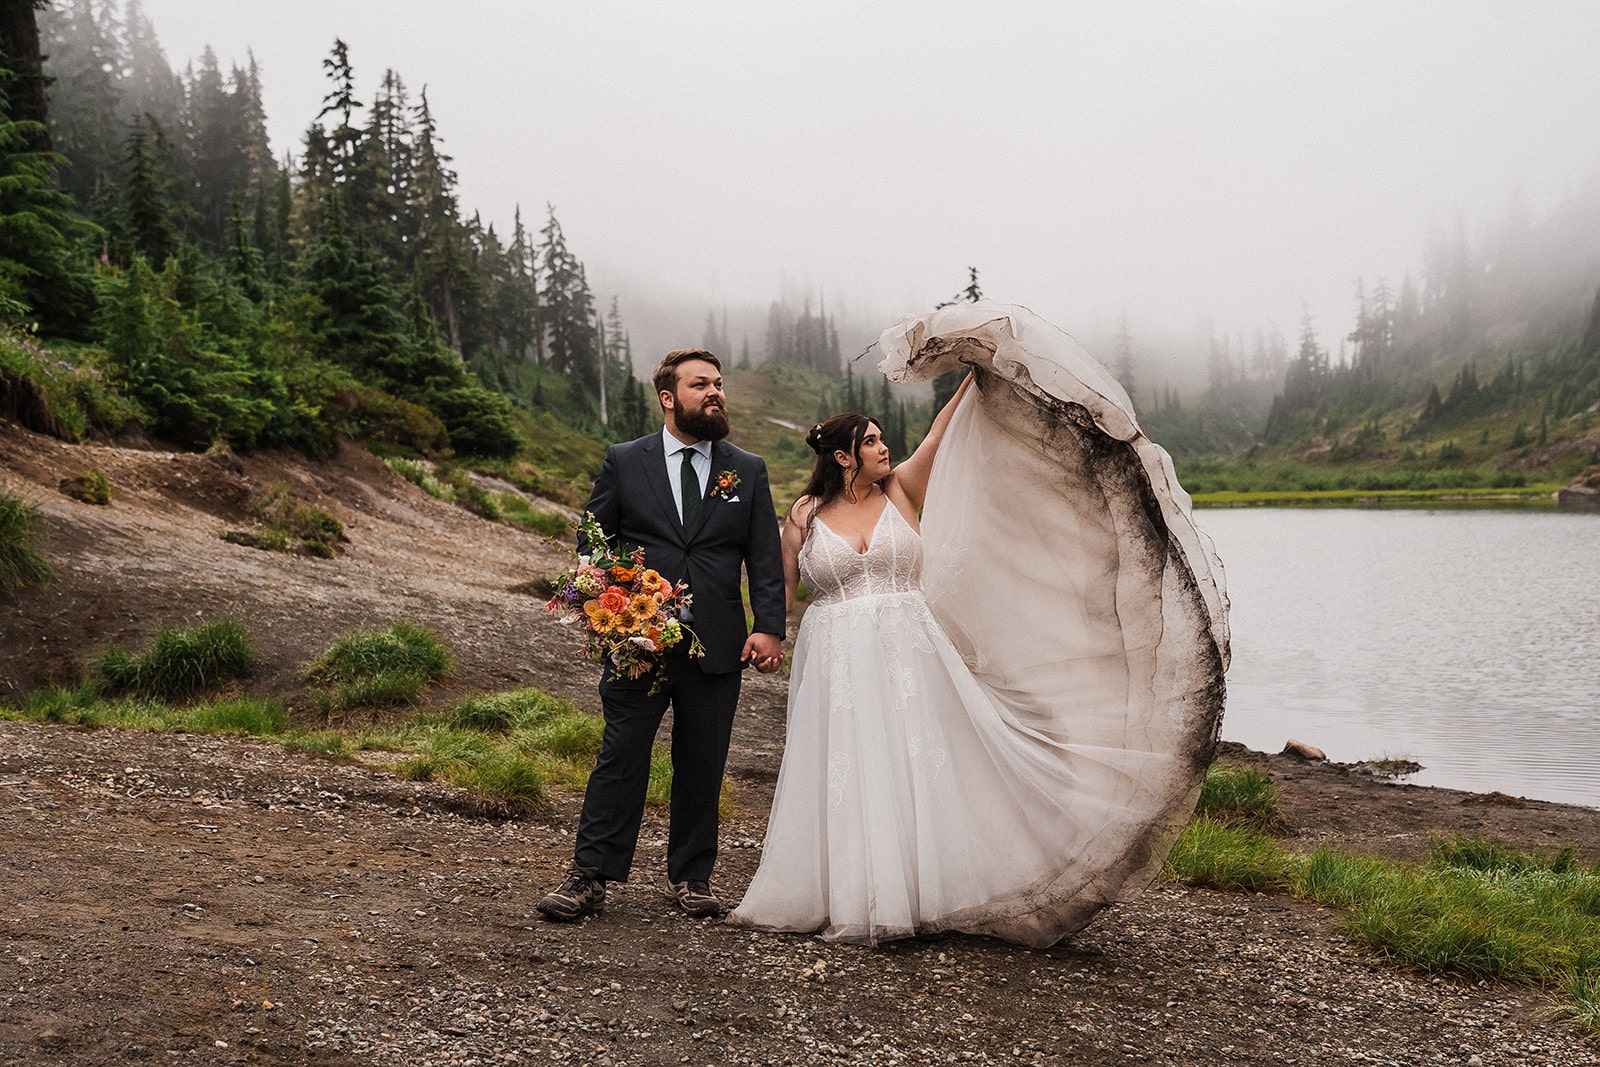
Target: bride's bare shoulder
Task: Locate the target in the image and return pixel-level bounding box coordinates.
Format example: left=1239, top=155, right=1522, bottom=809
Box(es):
left=884, top=480, right=922, bottom=531
left=787, top=494, right=819, bottom=529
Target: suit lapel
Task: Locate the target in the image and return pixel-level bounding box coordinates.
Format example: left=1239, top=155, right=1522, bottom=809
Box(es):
left=685, top=441, right=730, bottom=543
left=638, top=434, right=685, bottom=540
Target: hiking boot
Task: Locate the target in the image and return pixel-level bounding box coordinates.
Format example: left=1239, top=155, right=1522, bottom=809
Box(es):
left=667, top=879, right=722, bottom=918
left=536, top=867, right=605, bottom=922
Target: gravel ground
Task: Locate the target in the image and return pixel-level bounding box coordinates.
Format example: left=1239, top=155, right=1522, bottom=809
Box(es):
left=3, top=720, right=1595, bottom=1067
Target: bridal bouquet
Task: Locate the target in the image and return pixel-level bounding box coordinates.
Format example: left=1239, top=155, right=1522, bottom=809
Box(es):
left=546, top=513, right=703, bottom=688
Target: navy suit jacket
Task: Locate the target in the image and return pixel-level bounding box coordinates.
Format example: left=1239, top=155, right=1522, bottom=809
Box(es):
left=582, top=433, right=785, bottom=675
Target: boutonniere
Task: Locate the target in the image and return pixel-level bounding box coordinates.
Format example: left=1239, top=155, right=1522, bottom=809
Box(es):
left=708, top=470, right=741, bottom=501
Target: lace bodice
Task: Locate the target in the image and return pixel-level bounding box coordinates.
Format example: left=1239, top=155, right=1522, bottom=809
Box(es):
left=798, top=501, right=922, bottom=606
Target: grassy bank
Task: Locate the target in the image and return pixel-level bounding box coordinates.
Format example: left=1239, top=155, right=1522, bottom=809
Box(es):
left=0, top=618, right=724, bottom=817
left=1192, top=485, right=1562, bottom=508
left=1178, top=762, right=1600, bottom=1035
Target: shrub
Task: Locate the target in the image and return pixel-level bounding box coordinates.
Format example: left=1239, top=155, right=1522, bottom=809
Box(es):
left=422, top=382, right=522, bottom=458
left=304, top=622, right=452, bottom=710
left=348, top=383, right=451, bottom=455
left=0, top=486, right=55, bottom=594
left=93, top=618, right=256, bottom=699
left=0, top=330, right=138, bottom=441
left=58, top=468, right=111, bottom=505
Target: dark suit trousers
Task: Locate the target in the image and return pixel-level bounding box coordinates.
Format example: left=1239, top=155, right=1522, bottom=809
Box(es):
left=573, top=651, right=741, bottom=884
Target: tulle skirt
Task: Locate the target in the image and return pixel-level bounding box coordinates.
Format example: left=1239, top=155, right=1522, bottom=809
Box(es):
left=730, top=302, right=1229, bottom=948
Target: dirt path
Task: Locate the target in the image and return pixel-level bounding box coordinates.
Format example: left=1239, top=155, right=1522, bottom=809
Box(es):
left=3, top=424, right=1598, bottom=1065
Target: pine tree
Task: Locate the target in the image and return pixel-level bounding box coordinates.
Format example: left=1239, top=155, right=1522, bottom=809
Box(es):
left=38, top=0, right=122, bottom=204
left=411, top=88, right=469, bottom=356
left=316, top=40, right=362, bottom=186
left=1113, top=311, right=1136, bottom=403
left=117, top=114, right=182, bottom=266
left=121, top=0, right=183, bottom=134
left=500, top=204, right=538, bottom=364
left=0, top=70, right=97, bottom=333
left=0, top=1, right=51, bottom=150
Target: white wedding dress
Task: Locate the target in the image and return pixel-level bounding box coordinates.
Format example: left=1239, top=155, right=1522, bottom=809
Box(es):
left=728, top=302, right=1229, bottom=948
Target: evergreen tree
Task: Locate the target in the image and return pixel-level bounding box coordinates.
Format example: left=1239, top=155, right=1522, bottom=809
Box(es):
left=0, top=70, right=96, bottom=334
left=537, top=204, right=598, bottom=398
left=499, top=204, right=538, bottom=363
left=1113, top=311, right=1136, bottom=403
left=183, top=48, right=236, bottom=244
left=0, top=1, right=52, bottom=150
left=764, top=299, right=794, bottom=364
left=411, top=88, right=470, bottom=355
left=121, top=0, right=183, bottom=134
left=315, top=39, right=362, bottom=186
left=38, top=0, right=122, bottom=204
left=117, top=113, right=182, bottom=266
left=1280, top=311, right=1326, bottom=409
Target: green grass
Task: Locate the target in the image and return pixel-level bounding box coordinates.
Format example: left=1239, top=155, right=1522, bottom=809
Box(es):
left=2, top=686, right=287, bottom=739
left=495, top=490, right=570, bottom=536
left=350, top=687, right=732, bottom=817
left=222, top=482, right=345, bottom=557
left=0, top=486, right=56, bottom=594
left=4, top=677, right=730, bottom=853
left=1165, top=815, right=1301, bottom=892
left=93, top=619, right=257, bottom=699
left=275, top=730, right=350, bottom=757
left=385, top=456, right=457, bottom=500
left=185, top=697, right=290, bottom=735
left=303, top=622, right=452, bottom=710
left=1194, top=760, right=1284, bottom=829
left=0, top=331, right=140, bottom=442
left=1168, top=764, right=1600, bottom=1036
left=1191, top=485, right=1561, bottom=509
left=387, top=455, right=575, bottom=534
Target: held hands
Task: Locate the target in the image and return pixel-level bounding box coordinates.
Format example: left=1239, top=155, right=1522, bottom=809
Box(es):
left=742, top=632, right=784, bottom=673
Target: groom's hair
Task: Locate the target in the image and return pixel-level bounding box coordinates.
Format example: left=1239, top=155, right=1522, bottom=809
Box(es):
left=653, top=348, right=722, bottom=406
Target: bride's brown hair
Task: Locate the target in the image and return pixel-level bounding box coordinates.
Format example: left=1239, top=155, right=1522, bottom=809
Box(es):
left=789, top=413, right=888, bottom=526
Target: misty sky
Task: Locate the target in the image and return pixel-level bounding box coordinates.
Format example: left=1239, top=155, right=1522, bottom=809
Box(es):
left=133, top=0, right=1600, bottom=363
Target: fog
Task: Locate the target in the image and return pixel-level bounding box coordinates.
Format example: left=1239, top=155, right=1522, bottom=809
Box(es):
left=132, top=1, right=1600, bottom=383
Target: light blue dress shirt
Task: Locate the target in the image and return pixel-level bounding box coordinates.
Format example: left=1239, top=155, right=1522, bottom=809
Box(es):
left=661, top=427, right=712, bottom=524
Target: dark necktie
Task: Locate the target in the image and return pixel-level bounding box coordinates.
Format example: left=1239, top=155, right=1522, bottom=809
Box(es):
left=679, top=448, right=701, bottom=531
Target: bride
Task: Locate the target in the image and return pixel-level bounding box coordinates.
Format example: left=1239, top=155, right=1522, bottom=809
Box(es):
left=727, top=301, right=1229, bottom=948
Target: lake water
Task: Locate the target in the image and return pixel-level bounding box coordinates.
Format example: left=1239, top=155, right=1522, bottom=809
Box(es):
left=1196, top=507, right=1600, bottom=809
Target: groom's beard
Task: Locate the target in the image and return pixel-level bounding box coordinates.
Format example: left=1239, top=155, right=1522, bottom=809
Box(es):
left=675, top=397, right=730, bottom=441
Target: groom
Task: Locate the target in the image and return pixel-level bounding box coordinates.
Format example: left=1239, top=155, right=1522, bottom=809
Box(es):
left=537, top=348, right=786, bottom=922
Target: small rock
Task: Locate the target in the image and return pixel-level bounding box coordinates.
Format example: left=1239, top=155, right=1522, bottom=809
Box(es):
left=1281, top=739, right=1326, bottom=761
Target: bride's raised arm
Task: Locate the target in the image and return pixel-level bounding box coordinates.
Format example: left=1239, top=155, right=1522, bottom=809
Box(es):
left=888, top=371, right=973, bottom=513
